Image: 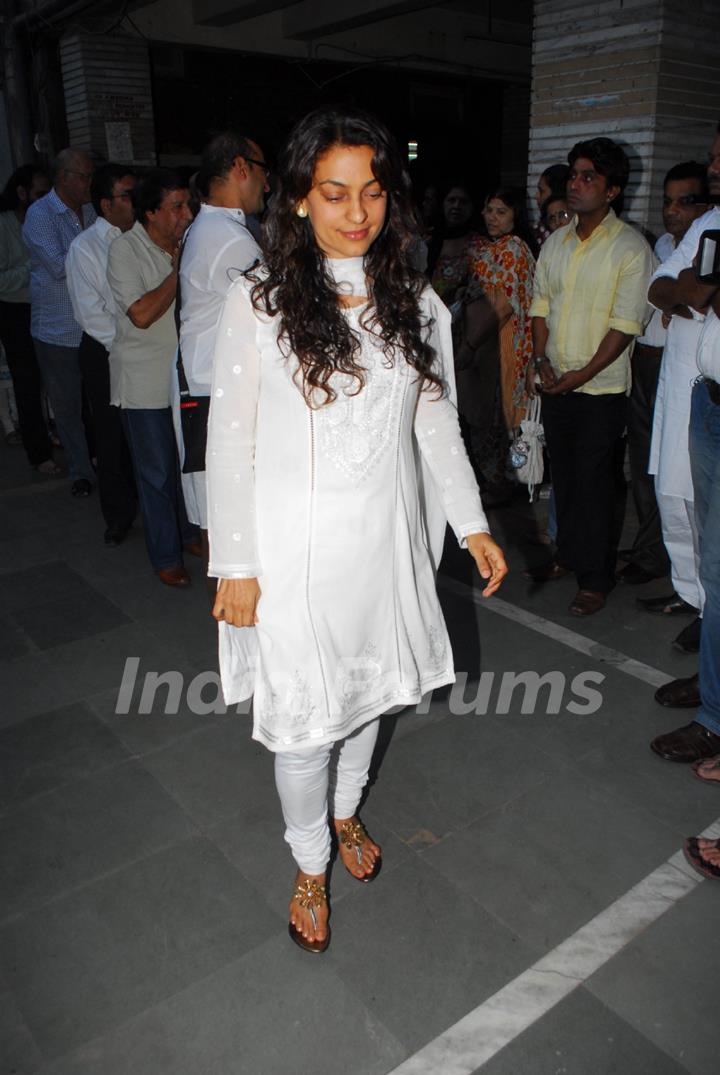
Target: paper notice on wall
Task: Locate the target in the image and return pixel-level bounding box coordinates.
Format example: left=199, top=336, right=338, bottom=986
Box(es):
left=105, top=121, right=134, bottom=162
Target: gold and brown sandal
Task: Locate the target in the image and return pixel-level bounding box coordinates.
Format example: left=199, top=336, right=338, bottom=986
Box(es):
left=288, top=877, right=330, bottom=954
left=336, top=818, right=382, bottom=883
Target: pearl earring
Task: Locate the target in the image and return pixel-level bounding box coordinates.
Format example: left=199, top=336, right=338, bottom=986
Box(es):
left=296, top=205, right=307, bottom=218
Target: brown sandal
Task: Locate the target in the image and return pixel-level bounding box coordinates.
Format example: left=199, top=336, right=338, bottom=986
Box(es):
left=288, top=877, right=330, bottom=954
left=336, top=819, right=382, bottom=883
left=569, top=589, right=605, bottom=616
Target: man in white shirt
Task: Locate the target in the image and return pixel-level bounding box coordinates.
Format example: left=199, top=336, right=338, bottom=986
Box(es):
left=649, top=125, right=720, bottom=731
left=66, top=164, right=137, bottom=545
left=677, top=308, right=720, bottom=878
left=619, top=161, right=709, bottom=586
left=175, top=131, right=266, bottom=564
left=651, top=295, right=720, bottom=774
left=645, top=125, right=720, bottom=700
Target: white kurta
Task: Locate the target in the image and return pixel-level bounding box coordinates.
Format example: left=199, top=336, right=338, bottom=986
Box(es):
left=172, top=205, right=262, bottom=527
left=206, top=270, right=489, bottom=751
left=649, top=207, right=720, bottom=497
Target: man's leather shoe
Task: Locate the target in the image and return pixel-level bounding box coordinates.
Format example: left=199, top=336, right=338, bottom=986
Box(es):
left=183, top=540, right=203, bottom=558
left=673, top=616, right=701, bottom=653
left=71, top=478, right=92, bottom=498
left=104, top=526, right=129, bottom=547
left=616, top=563, right=663, bottom=585
left=568, top=589, right=605, bottom=616
left=523, top=561, right=571, bottom=582
left=636, top=593, right=698, bottom=615
left=655, top=673, right=700, bottom=709
left=650, top=721, right=720, bottom=762
left=157, top=566, right=190, bottom=587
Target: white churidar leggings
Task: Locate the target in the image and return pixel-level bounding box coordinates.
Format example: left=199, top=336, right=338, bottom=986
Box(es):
left=274, top=718, right=380, bottom=874
left=656, top=488, right=705, bottom=613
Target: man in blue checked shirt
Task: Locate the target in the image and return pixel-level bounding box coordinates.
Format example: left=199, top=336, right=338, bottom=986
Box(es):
left=23, top=147, right=97, bottom=496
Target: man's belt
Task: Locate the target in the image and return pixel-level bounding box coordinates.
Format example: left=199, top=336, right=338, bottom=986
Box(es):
left=706, top=378, right=720, bottom=405
left=633, top=341, right=663, bottom=359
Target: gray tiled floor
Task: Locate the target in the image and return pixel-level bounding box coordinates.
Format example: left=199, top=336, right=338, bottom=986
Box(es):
left=1, top=440, right=718, bottom=1074
left=472, top=987, right=691, bottom=1075
left=0, top=701, right=130, bottom=811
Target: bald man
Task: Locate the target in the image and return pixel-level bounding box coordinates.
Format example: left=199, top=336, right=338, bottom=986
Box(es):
left=23, top=147, right=97, bottom=495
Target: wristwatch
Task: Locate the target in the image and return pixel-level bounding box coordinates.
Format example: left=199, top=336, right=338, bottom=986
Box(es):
left=533, top=356, right=548, bottom=371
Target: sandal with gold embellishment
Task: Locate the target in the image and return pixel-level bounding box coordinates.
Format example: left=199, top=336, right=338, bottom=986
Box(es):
left=335, top=818, right=382, bottom=883
left=288, top=876, right=330, bottom=954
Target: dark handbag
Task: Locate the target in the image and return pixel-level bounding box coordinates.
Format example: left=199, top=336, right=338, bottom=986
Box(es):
left=174, top=225, right=209, bottom=474
left=177, top=349, right=209, bottom=474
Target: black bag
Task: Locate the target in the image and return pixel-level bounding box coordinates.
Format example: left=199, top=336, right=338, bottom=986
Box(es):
left=177, top=349, right=210, bottom=474
left=174, top=226, right=209, bottom=474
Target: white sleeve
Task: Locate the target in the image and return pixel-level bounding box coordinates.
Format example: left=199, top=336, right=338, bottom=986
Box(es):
left=66, top=241, right=115, bottom=350
left=208, top=230, right=261, bottom=298
left=206, top=279, right=262, bottom=579
left=414, top=289, right=490, bottom=547
left=180, top=222, right=261, bottom=395
left=651, top=209, right=720, bottom=284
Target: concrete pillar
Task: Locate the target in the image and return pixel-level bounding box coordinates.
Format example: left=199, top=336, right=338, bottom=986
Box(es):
left=500, top=84, right=531, bottom=189
left=1, top=1, right=35, bottom=168
left=59, top=32, right=157, bottom=166
left=527, top=0, right=720, bottom=236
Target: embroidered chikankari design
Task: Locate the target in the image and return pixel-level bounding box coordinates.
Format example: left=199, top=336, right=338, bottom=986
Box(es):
left=428, top=625, right=448, bottom=670
left=286, top=669, right=319, bottom=726
left=315, top=330, right=405, bottom=483
left=257, top=669, right=318, bottom=728
left=336, top=640, right=383, bottom=715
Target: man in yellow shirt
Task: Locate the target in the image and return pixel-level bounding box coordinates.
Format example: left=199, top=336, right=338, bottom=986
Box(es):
left=527, top=137, right=654, bottom=616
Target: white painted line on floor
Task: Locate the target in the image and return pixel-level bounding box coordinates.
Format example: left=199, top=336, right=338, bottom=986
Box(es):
left=387, top=819, right=720, bottom=1075
left=439, top=575, right=673, bottom=688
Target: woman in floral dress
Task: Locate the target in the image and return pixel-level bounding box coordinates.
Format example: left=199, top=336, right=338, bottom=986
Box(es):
left=469, top=187, right=536, bottom=431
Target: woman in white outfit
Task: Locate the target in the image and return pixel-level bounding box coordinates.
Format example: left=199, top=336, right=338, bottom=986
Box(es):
left=207, top=108, right=507, bottom=953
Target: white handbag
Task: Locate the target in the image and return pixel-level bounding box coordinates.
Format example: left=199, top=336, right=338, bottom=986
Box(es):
left=509, top=395, right=545, bottom=500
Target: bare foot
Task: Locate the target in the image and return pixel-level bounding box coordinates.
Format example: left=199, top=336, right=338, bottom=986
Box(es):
left=694, top=837, right=720, bottom=868
left=288, top=870, right=329, bottom=948
left=693, top=756, right=720, bottom=784
left=334, top=817, right=381, bottom=881
left=35, top=459, right=63, bottom=477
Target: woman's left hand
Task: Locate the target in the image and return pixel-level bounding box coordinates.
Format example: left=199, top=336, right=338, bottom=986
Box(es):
left=465, top=532, right=508, bottom=597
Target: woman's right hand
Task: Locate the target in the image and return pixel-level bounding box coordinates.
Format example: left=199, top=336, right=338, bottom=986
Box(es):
left=213, top=577, right=261, bottom=628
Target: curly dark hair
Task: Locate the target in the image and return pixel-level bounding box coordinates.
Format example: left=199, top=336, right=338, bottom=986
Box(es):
left=250, top=106, right=442, bottom=407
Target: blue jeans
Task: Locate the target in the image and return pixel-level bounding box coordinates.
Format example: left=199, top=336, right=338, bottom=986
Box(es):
left=32, top=338, right=94, bottom=482
left=690, top=381, right=720, bottom=736
left=121, top=407, right=199, bottom=570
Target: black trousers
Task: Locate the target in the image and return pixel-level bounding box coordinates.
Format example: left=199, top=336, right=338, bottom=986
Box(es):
left=0, top=300, right=52, bottom=466
left=626, top=343, right=670, bottom=576
left=542, top=390, right=628, bottom=594
left=77, top=332, right=136, bottom=530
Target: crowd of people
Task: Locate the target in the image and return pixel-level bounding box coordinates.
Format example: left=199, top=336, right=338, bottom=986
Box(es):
left=1, top=109, right=719, bottom=939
